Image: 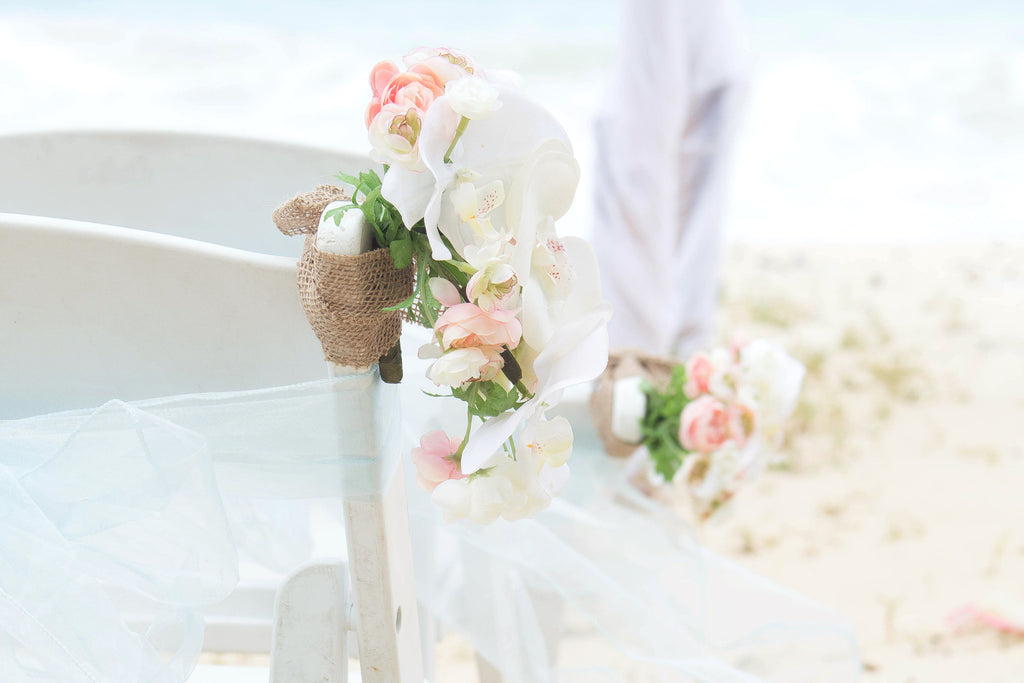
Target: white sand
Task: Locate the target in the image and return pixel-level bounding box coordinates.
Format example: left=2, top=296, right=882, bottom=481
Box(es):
left=689, top=244, right=1024, bottom=681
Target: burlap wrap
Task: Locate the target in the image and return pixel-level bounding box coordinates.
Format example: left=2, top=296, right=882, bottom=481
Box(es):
left=274, top=186, right=413, bottom=368
left=589, top=349, right=679, bottom=458
left=273, top=184, right=349, bottom=236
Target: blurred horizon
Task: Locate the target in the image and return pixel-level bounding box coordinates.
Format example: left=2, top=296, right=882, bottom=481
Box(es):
left=2, top=0, right=1021, bottom=245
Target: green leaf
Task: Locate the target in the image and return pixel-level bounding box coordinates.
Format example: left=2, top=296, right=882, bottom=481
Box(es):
left=359, top=170, right=381, bottom=191
left=470, top=382, right=525, bottom=418
left=322, top=204, right=355, bottom=226
left=637, top=363, right=693, bottom=481
left=381, top=291, right=417, bottom=312
left=389, top=236, right=413, bottom=270
left=334, top=171, right=360, bottom=187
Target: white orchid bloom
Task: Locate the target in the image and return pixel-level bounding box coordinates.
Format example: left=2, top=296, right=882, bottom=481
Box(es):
left=463, top=237, right=517, bottom=311
left=461, top=315, right=611, bottom=473
left=381, top=87, right=575, bottom=261
left=519, top=414, right=574, bottom=468
left=460, top=238, right=609, bottom=475
left=450, top=179, right=506, bottom=241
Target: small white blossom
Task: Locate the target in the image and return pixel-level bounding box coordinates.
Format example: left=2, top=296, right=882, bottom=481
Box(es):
left=520, top=415, right=574, bottom=467
left=426, top=347, right=504, bottom=387
left=432, top=478, right=471, bottom=523
left=464, top=238, right=518, bottom=311
left=445, top=76, right=501, bottom=120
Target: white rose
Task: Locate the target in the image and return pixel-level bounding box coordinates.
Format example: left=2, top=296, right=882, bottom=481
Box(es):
left=468, top=474, right=514, bottom=525
left=691, top=442, right=742, bottom=501
left=738, top=340, right=805, bottom=430
left=367, top=103, right=425, bottom=170
left=432, top=478, right=471, bottom=523
left=445, top=76, right=501, bottom=120
left=426, top=346, right=504, bottom=387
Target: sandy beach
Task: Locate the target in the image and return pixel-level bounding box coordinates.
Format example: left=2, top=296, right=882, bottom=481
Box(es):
left=697, top=243, right=1024, bottom=681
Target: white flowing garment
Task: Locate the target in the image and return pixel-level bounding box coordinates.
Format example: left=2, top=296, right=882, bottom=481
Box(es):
left=594, top=0, right=749, bottom=357
left=0, top=333, right=860, bottom=682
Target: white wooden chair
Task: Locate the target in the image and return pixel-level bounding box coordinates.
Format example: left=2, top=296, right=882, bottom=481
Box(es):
left=0, top=211, right=424, bottom=681
left=0, top=129, right=358, bottom=258
left=0, top=131, right=427, bottom=681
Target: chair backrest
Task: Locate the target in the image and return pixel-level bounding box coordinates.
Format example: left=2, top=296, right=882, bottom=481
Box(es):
left=0, top=130, right=367, bottom=258
left=0, top=213, right=325, bottom=419
left=0, top=131, right=375, bottom=418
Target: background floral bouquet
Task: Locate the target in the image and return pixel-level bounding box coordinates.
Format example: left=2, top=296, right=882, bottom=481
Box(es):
left=316, top=48, right=610, bottom=524
left=596, top=340, right=805, bottom=520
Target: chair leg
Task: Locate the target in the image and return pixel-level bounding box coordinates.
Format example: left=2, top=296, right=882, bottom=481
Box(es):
left=343, top=459, right=425, bottom=683
left=270, top=560, right=349, bottom=683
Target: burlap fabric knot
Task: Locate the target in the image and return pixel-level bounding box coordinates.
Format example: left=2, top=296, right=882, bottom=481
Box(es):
left=273, top=185, right=413, bottom=382
left=589, top=349, right=679, bottom=458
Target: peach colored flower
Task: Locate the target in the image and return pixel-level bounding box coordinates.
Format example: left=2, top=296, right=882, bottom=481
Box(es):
left=679, top=395, right=730, bottom=453
left=411, top=430, right=465, bottom=492
left=365, top=60, right=401, bottom=127
left=727, top=403, right=757, bottom=447
left=435, top=302, right=522, bottom=350
left=381, top=70, right=444, bottom=109
left=684, top=352, right=714, bottom=399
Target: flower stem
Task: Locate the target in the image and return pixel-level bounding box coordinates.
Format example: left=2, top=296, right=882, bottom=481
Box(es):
left=500, top=348, right=522, bottom=385
left=443, top=116, right=470, bottom=165
left=514, top=380, right=533, bottom=400
left=454, top=406, right=474, bottom=462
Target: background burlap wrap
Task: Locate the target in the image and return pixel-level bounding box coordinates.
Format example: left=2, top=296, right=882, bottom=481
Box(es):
left=590, top=349, right=679, bottom=458
left=274, top=186, right=413, bottom=368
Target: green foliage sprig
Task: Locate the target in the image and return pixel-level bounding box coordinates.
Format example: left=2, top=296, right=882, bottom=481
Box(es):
left=325, top=167, right=533, bottom=429
left=325, top=168, right=468, bottom=329
left=638, top=364, right=693, bottom=481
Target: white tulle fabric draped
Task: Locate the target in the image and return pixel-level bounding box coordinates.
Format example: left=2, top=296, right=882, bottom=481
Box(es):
left=0, top=352, right=860, bottom=682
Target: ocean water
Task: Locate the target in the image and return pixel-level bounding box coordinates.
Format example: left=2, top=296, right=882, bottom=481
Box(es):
left=1, top=0, right=1021, bottom=244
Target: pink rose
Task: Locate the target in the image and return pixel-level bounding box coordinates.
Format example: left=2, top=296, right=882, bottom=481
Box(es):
left=684, top=352, right=714, bottom=399
left=727, top=403, right=757, bottom=447
left=365, top=60, right=401, bottom=127
left=435, top=302, right=522, bottom=350
left=411, top=430, right=466, bottom=492
left=381, top=70, right=444, bottom=109
left=365, top=59, right=448, bottom=129
left=679, top=395, right=730, bottom=453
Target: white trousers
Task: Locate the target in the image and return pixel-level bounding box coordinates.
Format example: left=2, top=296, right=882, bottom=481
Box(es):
left=593, top=0, right=748, bottom=358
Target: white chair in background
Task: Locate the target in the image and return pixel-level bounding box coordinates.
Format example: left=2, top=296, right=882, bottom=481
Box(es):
left=0, top=211, right=423, bottom=682
left=0, top=130, right=428, bottom=681
left=0, top=129, right=362, bottom=258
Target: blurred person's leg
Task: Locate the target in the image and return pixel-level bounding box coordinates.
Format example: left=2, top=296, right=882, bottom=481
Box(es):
left=594, top=0, right=748, bottom=357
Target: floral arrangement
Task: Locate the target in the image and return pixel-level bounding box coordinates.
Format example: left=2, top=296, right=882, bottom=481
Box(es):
left=619, top=340, right=805, bottom=519
left=328, top=48, right=610, bottom=524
